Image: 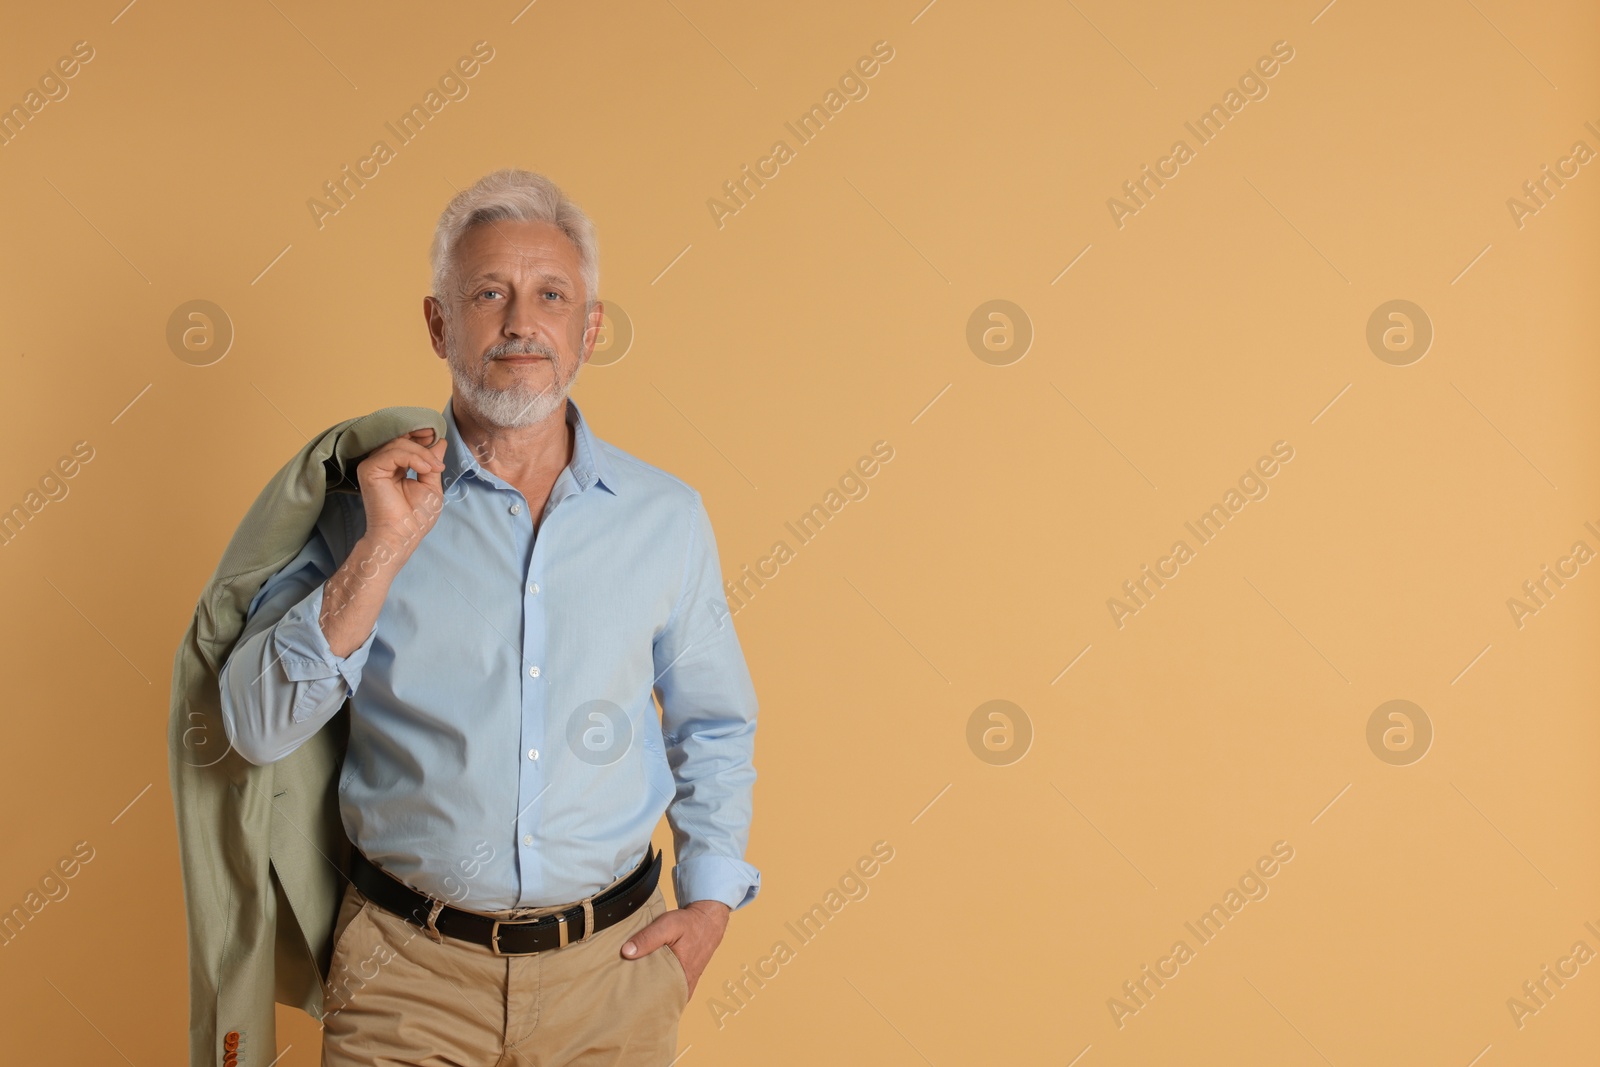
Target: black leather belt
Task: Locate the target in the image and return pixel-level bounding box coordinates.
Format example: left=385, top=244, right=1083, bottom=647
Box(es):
left=349, top=845, right=660, bottom=956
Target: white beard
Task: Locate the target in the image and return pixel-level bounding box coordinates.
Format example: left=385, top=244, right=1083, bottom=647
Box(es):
left=446, top=321, right=582, bottom=429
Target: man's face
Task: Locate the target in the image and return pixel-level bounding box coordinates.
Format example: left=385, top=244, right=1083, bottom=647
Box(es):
left=425, top=219, right=602, bottom=429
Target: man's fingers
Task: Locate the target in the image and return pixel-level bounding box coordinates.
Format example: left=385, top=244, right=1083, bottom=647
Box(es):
left=621, top=912, right=681, bottom=959
left=362, top=438, right=445, bottom=478
left=416, top=460, right=448, bottom=492
left=415, top=439, right=449, bottom=492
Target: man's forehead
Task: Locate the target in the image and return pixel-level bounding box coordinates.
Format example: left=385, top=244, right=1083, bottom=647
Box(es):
left=458, top=226, right=577, bottom=277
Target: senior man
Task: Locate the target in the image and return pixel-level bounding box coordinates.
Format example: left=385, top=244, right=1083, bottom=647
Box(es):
left=219, top=168, right=759, bottom=1066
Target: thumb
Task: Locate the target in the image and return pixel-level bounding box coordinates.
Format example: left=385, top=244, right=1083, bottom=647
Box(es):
left=621, top=912, right=678, bottom=960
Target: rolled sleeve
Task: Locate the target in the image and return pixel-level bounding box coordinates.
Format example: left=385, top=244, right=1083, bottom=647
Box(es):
left=272, top=582, right=375, bottom=720
left=673, top=854, right=761, bottom=911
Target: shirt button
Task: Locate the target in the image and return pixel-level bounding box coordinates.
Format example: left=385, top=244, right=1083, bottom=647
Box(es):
left=528, top=582, right=540, bottom=595
left=523, top=834, right=533, bottom=846
left=528, top=665, right=540, bottom=678
left=509, top=503, right=523, bottom=515
left=527, top=748, right=539, bottom=761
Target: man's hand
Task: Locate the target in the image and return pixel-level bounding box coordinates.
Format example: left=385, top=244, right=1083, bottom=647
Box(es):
left=317, top=429, right=447, bottom=658
left=357, top=428, right=448, bottom=547
left=620, top=899, right=731, bottom=998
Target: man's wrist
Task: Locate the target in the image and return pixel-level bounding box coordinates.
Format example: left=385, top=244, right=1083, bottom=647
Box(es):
left=684, top=899, right=731, bottom=921
left=332, top=533, right=415, bottom=593
left=355, top=529, right=419, bottom=565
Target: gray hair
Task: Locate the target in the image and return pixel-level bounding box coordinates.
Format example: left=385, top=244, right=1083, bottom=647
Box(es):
left=429, top=168, right=599, bottom=313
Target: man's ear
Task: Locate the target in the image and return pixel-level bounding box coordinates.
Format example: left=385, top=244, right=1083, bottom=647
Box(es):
left=423, top=295, right=449, bottom=360
left=579, top=299, right=605, bottom=365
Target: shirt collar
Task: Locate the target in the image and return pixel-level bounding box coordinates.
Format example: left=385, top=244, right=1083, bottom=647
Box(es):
left=441, top=395, right=618, bottom=497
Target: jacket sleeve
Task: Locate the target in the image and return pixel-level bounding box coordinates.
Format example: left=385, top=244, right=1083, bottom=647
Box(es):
left=218, top=524, right=377, bottom=765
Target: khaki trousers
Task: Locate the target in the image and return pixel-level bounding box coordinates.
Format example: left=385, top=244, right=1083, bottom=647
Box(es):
left=320, top=874, right=688, bottom=1067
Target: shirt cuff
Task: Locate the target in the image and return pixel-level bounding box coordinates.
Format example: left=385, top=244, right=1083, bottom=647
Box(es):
left=271, top=584, right=375, bottom=707
left=672, top=854, right=760, bottom=911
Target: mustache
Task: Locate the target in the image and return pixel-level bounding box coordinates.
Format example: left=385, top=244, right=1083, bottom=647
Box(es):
left=484, top=339, right=557, bottom=361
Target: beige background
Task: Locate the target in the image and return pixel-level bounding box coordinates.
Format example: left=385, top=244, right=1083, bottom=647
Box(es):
left=1, top=0, right=1597, bottom=1064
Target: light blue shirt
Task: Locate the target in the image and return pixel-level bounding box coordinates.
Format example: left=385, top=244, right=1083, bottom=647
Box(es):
left=218, top=396, right=760, bottom=912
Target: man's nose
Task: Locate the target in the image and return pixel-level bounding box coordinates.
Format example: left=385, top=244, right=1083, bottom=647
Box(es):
left=504, top=294, right=544, bottom=341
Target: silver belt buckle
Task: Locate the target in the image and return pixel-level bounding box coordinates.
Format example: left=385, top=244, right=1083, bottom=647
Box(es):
left=490, top=913, right=567, bottom=957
